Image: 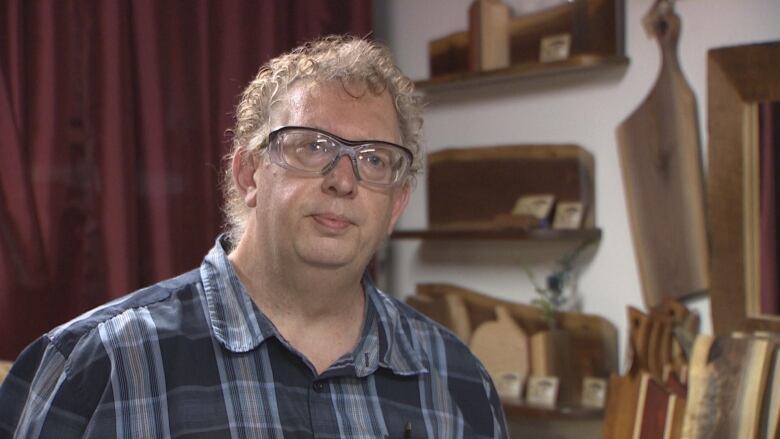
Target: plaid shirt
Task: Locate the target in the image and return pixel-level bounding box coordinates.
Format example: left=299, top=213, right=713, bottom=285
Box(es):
left=0, top=238, right=508, bottom=438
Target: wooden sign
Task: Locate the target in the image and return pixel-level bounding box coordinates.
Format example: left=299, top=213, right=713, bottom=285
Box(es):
left=495, top=372, right=525, bottom=400
left=552, top=201, right=584, bottom=229
left=511, top=194, right=556, bottom=220
left=526, top=376, right=559, bottom=408
left=582, top=376, right=608, bottom=408
left=540, top=33, right=572, bottom=63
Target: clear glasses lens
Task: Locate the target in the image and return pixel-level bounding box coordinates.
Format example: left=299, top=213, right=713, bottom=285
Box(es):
left=272, top=128, right=410, bottom=186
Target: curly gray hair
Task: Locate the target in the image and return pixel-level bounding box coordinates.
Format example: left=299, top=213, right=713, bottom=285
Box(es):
left=222, top=35, right=424, bottom=245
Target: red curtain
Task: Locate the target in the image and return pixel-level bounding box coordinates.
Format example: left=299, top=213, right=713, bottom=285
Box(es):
left=0, top=0, right=371, bottom=360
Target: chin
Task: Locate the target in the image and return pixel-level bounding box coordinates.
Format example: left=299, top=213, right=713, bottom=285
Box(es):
left=295, top=240, right=362, bottom=269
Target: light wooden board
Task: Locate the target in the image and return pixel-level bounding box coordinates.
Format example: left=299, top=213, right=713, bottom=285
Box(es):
left=616, top=0, right=708, bottom=308
left=470, top=306, right=529, bottom=391
left=682, top=334, right=773, bottom=438
left=603, top=372, right=642, bottom=439
left=445, top=294, right=472, bottom=342
left=529, top=329, right=578, bottom=406
left=663, top=394, right=687, bottom=439
left=416, top=283, right=619, bottom=377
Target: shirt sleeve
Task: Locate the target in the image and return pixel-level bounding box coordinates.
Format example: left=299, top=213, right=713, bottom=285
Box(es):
left=0, top=336, right=100, bottom=438
left=477, top=362, right=510, bottom=439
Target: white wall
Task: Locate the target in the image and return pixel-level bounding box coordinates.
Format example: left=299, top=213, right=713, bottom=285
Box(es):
left=374, top=0, right=780, bottom=367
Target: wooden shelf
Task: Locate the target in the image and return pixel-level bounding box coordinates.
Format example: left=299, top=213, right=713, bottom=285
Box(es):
left=414, top=54, right=629, bottom=93
left=391, top=227, right=601, bottom=242
left=501, top=398, right=604, bottom=421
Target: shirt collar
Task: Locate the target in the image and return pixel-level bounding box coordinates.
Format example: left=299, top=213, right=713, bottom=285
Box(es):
left=199, top=236, right=428, bottom=376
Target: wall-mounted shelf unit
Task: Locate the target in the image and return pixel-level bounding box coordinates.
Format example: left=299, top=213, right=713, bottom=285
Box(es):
left=502, top=398, right=604, bottom=420
left=415, top=54, right=629, bottom=93
left=392, top=227, right=601, bottom=243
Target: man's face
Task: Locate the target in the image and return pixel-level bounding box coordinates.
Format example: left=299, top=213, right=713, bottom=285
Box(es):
left=241, top=81, right=410, bottom=271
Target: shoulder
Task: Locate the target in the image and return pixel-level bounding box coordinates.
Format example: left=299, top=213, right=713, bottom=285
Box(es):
left=372, top=289, right=484, bottom=376
left=372, top=290, right=509, bottom=438
left=46, top=269, right=202, bottom=361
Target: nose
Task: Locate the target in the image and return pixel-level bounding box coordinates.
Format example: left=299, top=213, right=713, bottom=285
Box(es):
left=321, top=155, right=358, bottom=198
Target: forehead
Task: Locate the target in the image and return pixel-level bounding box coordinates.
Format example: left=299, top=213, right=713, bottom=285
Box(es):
left=271, top=80, right=401, bottom=143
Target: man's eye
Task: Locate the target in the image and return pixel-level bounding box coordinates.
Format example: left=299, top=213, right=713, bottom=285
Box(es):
left=300, top=140, right=332, bottom=154
left=364, top=153, right=388, bottom=169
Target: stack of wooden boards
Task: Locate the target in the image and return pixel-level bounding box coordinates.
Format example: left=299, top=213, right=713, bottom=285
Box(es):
left=406, top=283, right=618, bottom=409
left=603, top=303, right=780, bottom=439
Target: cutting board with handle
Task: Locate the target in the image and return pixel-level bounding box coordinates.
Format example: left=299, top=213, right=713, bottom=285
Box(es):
left=470, top=305, right=529, bottom=393
left=616, top=0, right=709, bottom=308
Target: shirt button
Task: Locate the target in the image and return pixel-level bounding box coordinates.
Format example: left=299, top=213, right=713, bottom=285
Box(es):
left=313, top=381, right=326, bottom=393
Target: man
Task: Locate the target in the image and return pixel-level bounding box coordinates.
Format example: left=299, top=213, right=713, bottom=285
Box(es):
left=0, top=36, right=508, bottom=438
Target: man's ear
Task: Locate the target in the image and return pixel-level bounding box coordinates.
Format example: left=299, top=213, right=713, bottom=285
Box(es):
left=232, top=147, right=259, bottom=208
left=386, top=182, right=411, bottom=235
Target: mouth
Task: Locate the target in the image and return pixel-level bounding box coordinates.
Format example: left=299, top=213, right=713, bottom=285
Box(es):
left=310, top=213, right=354, bottom=232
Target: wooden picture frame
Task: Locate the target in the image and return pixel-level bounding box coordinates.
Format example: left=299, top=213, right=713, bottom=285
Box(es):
left=708, top=41, right=780, bottom=335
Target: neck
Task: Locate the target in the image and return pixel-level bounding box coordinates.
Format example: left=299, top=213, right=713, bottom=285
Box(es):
left=227, top=227, right=368, bottom=373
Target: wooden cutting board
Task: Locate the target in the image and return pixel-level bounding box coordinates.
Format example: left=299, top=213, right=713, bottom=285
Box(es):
left=529, top=328, right=579, bottom=406
left=628, top=307, right=653, bottom=373
left=616, top=0, right=709, bottom=308
left=635, top=372, right=671, bottom=439
left=603, top=371, right=643, bottom=439
left=470, top=306, right=529, bottom=388
left=682, top=334, right=773, bottom=438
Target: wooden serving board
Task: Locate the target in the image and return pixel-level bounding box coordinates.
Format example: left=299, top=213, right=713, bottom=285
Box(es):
left=615, top=0, right=708, bottom=308
left=416, top=283, right=619, bottom=377
left=682, top=334, right=773, bottom=438
left=530, top=329, right=579, bottom=406
left=628, top=307, right=653, bottom=373
left=603, top=371, right=643, bottom=439
left=635, top=372, right=670, bottom=439
left=470, top=306, right=529, bottom=388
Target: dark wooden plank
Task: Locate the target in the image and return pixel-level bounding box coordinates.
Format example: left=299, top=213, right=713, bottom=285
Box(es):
left=415, top=54, right=629, bottom=92
left=615, top=0, right=708, bottom=308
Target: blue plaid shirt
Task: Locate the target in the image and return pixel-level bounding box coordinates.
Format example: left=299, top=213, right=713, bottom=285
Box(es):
left=0, top=237, right=508, bottom=438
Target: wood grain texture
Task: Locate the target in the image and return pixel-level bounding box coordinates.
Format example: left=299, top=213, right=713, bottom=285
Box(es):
left=757, top=335, right=779, bottom=439
left=444, top=294, right=472, bottom=342
left=628, top=307, right=653, bottom=373
left=508, top=0, right=623, bottom=65
left=616, top=0, right=708, bottom=308
left=529, top=329, right=579, bottom=407
left=707, top=41, right=780, bottom=336
left=470, top=305, right=529, bottom=385
left=426, top=145, right=595, bottom=230
left=663, top=394, right=687, bottom=439
left=682, top=334, right=773, bottom=439
left=635, top=373, right=670, bottom=439
left=603, top=372, right=642, bottom=439
left=468, top=0, right=511, bottom=71
left=415, top=283, right=619, bottom=377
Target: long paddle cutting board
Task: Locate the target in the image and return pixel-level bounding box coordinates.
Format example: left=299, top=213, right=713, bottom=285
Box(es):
left=616, top=0, right=709, bottom=308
